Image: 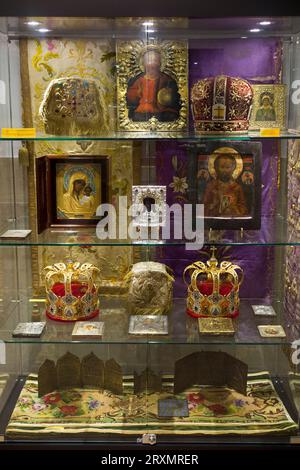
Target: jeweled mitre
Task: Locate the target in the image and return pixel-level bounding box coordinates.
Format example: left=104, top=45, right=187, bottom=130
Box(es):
left=39, top=77, right=105, bottom=135
left=183, top=251, right=243, bottom=318
left=191, top=75, right=253, bottom=133
left=42, top=262, right=100, bottom=322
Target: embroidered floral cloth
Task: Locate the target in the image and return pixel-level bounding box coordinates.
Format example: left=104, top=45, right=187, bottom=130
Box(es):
left=6, top=372, right=297, bottom=438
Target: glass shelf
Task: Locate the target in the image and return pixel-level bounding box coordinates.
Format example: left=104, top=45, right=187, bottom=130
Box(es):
left=0, top=296, right=296, bottom=345
left=4, top=16, right=300, bottom=40
left=0, top=216, right=298, bottom=247
left=1, top=130, right=300, bottom=142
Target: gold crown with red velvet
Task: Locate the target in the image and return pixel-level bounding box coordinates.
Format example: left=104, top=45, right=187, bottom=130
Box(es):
left=191, top=75, right=253, bottom=134
left=42, top=262, right=100, bottom=322
left=183, top=249, right=244, bottom=319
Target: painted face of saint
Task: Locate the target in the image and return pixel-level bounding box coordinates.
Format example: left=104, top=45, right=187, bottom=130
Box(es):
left=84, top=186, right=93, bottom=196
left=262, top=96, right=271, bottom=107
left=73, top=179, right=86, bottom=195
left=143, top=50, right=161, bottom=77
left=215, top=156, right=236, bottom=183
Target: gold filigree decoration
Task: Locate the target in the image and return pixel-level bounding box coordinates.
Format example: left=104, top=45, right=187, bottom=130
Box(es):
left=125, top=262, right=174, bottom=315
left=39, top=77, right=108, bottom=135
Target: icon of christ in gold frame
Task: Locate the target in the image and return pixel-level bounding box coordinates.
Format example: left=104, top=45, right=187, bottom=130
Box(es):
left=117, top=40, right=188, bottom=131
left=126, top=49, right=181, bottom=123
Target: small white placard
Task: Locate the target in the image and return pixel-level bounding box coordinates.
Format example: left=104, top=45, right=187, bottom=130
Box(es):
left=0, top=341, right=6, bottom=364
left=0, top=229, right=32, bottom=239
left=0, top=80, right=6, bottom=105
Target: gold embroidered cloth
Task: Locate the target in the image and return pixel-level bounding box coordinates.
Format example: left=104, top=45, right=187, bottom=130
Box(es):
left=6, top=372, right=297, bottom=438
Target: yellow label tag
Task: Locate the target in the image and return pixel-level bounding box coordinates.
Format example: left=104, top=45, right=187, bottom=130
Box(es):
left=1, top=128, right=36, bottom=138
left=259, top=128, right=280, bottom=137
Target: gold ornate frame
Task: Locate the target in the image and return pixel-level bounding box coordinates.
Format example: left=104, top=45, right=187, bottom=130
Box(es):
left=249, top=84, right=286, bottom=130
left=117, top=39, right=188, bottom=131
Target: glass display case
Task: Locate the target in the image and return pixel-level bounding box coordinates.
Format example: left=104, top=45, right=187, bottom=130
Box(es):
left=0, top=15, right=300, bottom=449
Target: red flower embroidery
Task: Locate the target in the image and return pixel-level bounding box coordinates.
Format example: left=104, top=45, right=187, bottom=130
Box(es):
left=207, top=404, right=227, bottom=415
left=47, top=40, right=55, bottom=51
left=60, top=405, right=78, bottom=415
left=188, top=393, right=205, bottom=404
left=44, top=393, right=61, bottom=404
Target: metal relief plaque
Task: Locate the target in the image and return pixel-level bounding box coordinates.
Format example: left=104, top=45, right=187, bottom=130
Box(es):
left=129, top=315, right=168, bottom=335
left=158, top=399, right=189, bottom=418
left=252, top=305, right=276, bottom=317
left=72, top=322, right=104, bottom=339
left=81, top=352, right=104, bottom=388
left=56, top=352, right=81, bottom=389
left=198, top=317, right=235, bottom=335
left=104, top=358, right=123, bottom=394
left=38, top=359, right=57, bottom=397
left=258, top=324, right=286, bottom=338
left=12, top=322, right=46, bottom=337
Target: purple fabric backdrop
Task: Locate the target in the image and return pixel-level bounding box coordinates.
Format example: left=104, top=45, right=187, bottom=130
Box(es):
left=189, top=38, right=282, bottom=85
left=155, top=38, right=281, bottom=301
